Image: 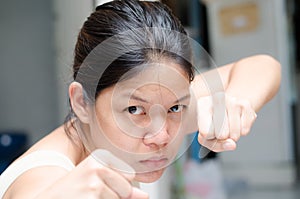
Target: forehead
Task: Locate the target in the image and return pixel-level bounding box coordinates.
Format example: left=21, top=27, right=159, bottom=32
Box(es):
left=113, top=61, right=190, bottom=99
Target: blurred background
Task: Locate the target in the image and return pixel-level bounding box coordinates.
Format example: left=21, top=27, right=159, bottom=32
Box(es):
left=0, top=0, right=300, bottom=198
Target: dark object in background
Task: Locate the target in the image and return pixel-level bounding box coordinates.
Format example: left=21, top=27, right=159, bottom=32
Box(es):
left=0, top=132, right=28, bottom=174
left=291, top=0, right=300, bottom=72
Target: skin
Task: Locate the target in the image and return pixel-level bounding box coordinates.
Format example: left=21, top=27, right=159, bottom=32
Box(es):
left=2, top=54, right=281, bottom=199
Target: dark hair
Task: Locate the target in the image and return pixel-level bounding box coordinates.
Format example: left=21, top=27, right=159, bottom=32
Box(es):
left=65, top=0, right=194, bottom=142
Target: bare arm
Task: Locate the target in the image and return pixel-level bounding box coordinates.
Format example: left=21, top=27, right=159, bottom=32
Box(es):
left=192, top=54, right=281, bottom=112
left=222, top=54, right=281, bottom=111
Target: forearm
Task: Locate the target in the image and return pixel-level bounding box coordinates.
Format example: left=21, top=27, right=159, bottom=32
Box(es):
left=224, top=54, right=281, bottom=112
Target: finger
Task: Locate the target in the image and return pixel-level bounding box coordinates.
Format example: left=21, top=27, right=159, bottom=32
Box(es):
left=100, top=184, right=119, bottom=199
left=212, top=92, right=229, bottom=139
left=98, top=167, right=133, bottom=198
left=239, top=100, right=257, bottom=136
left=126, top=187, right=149, bottom=199
left=91, top=150, right=135, bottom=198
left=227, top=97, right=242, bottom=142
left=198, top=133, right=236, bottom=153
left=197, top=96, right=214, bottom=138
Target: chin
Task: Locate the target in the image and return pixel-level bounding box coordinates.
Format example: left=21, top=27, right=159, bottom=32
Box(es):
left=135, top=168, right=165, bottom=183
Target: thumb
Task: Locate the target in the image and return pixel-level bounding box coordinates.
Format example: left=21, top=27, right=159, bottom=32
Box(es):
left=126, top=187, right=149, bottom=199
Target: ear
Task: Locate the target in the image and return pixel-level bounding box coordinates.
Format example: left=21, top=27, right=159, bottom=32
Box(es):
left=69, top=82, right=91, bottom=124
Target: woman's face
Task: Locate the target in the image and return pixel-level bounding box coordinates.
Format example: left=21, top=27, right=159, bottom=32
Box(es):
left=87, top=61, right=196, bottom=182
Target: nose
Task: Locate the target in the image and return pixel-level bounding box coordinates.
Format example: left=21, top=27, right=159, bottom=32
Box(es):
left=143, top=104, right=170, bottom=148
left=143, top=122, right=171, bottom=148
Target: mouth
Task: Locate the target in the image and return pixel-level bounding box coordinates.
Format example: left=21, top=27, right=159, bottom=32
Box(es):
left=139, top=156, right=169, bottom=169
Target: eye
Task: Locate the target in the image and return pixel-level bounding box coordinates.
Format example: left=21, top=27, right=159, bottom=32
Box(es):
left=169, top=105, right=185, bottom=113
left=127, top=106, right=145, bottom=115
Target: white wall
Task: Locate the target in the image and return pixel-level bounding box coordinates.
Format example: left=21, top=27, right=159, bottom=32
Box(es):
left=204, top=0, right=295, bottom=186
left=53, top=0, right=94, bottom=122
left=0, top=0, right=95, bottom=145
left=0, top=0, right=59, bottom=145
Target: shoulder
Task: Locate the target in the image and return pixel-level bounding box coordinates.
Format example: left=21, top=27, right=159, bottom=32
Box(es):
left=24, top=125, right=84, bottom=165
left=3, top=165, right=69, bottom=199
left=1, top=150, right=76, bottom=198
left=1, top=126, right=84, bottom=199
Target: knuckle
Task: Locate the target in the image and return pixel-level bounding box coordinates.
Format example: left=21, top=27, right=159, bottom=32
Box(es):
left=238, top=99, right=251, bottom=108
left=198, top=130, right=208, bottom=138
left=197, top=134, right=205, bottom=143
left=216, top=129, right=228, bottom=139
left=87, top=164, right=103, bottom=175
left=87, top=177, right=104, bottom=192
left=241, top=128, right=250, bottom=136
left=215, top=132, right=222, bottom=139
left=216, top=133, right=226, bottom=140
left=97, top=166, right=110, bottom=176
left=231, top=134, right=240, bottom=142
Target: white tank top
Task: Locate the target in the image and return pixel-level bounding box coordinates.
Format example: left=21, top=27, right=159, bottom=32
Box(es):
left=0, top=150, right=75, bottom=198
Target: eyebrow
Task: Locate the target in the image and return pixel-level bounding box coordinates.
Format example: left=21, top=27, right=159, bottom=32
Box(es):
left=173, top=94, right=191, bottom=103
left=129, top=94, right=191, bottom=104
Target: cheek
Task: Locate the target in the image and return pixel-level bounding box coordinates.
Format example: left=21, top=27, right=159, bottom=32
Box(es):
left=167, top=121, right=186, bottom=151
left=97, top=115, right=142, bottom=150
left=168, top=116, right=185, bottom=135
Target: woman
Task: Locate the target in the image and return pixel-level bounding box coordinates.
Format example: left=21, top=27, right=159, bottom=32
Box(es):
left=0, top=0, right=280, bottom=198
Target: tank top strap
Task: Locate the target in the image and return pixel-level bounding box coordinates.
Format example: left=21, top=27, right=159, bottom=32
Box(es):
left=0, top=150, right=75, bottom=198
